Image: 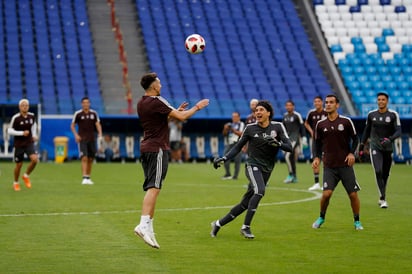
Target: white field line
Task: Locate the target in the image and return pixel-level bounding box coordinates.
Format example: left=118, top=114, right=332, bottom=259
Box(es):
left=0, top=187, right=322, bottom=218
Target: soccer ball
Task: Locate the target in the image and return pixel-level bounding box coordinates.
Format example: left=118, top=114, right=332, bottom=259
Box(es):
left=185, top=34, right=206, bottom=54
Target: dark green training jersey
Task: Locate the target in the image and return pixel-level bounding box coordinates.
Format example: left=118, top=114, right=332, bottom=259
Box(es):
left=225, top=121, right=292, bottom=173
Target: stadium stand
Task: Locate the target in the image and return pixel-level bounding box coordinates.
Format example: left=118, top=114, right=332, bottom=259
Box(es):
left=136, top=0, right=332, bottom=118
left=0, top=0, right=102, bottom=114
left=314, top=0, right=412, bottom=117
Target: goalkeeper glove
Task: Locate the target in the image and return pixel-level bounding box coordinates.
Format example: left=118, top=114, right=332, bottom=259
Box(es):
left=213, top=156, right=226, bottom=169
left=380, top=138, right=391, bottom=146
left=264, top=135, right=281, bottom=147
left=358, top=143, right=364, bottom=157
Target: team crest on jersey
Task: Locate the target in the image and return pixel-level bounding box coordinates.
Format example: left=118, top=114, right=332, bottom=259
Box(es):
left=270, top=130, right=277, bottom=138
left=90, top=114, right=95, bottom=119
left=338, top=124, right=344, bottom=131
left=385, top=116, right=391, bottom=123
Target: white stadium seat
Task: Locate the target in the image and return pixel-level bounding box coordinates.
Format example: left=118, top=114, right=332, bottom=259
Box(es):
left=341, top=43, right=354, bottom=53
left=339, top=36, right=351, bottom=44
left=358, top=28, right=370, bottom=37
left=375, top=12, right=387, bottom=22
left=315, top=5, right=326, bottom=14
left=386, top=36, right=397, bottom=45
left=402, top=21, right=412, bottom=29
left=379, top=20, right=390, bottom=29
left=393, top=27, right=406, bottom=36
left=333, top=20, right=345, bottom=28
left=365, top=43, right=378, bottom=54
left=340, top=13, right=352, bottom=22
left=361, top=5, right=372, bottom=13
left=390, top=43, right=402, bottom=54
left=386, top=13, right=399, bottom=22
left=362, top=36, right=375, bottom=44
left=390, top=21, right=402, bottom=29
left=371, top=5, right=383, bottom=12
left=370, top=28, right=382, bottom=37
left=363, top=13, right=375, bottom=21
left=336, top=27, right=347, bottom=37
left=355, top=20, right=368, bottom=28
left=333, top=52, right=346, bottom=64
left=323, top=27, right=336, bottom=38
left=382, top=52, right=394, bottom=61
left=352, top=13, right=363, bottom=22
left=392, top=0, right=403, bottom=5
left=344, top=21, right=355, bottom=28
left=326, top=5, right=338, bottom=12
left=323, top=0, right=335, bottom=6
left=327, top=36, right=339, bottom=47
left=369, top=0, right=381, bottom=5
left=346, top=0, right=357, bottom=6
left=397, top=36, right=409, bottom=45
left=398, top=12, right=409, bottom=22
left=383, top=5, right=394, bottom=13
left=347, top=27, right=359, bottom=37
left=367, top=21, right=379, bottom=28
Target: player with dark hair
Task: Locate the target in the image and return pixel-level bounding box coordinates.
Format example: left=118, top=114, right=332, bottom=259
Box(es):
left=71, top=97, right=102, bottom=185
left=312, top=94, right=363, bottom=230
left=8, top=99, right=39, bottom=191
left=282, top=100, right=306, bottom=183
left=305, top=96, right=327, bottom=191
left=211, top=100, right=292, bottom=239
left=359, top=92, right=401, bottom=208
left=134, top=72, right=209, bottom=248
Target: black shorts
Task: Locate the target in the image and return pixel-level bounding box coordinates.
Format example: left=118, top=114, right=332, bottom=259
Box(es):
left=14, top=144, right=37, bottom=162
left=323, top=166, right=361, bottom=194
left=170, top=141, right=181, bottom=151
left=141, top=149, right=169, bottom=191
left=79, top=141, right=97, bottom=158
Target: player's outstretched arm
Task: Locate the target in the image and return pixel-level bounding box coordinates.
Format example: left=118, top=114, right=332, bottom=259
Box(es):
left=169, top=99, right=209, bottom=121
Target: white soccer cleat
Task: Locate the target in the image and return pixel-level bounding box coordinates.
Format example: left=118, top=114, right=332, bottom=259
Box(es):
left=150, top=232, right=160, bottom=249
left=81, top=179, right=94, bottom=185
left=134, top=225, right=157, bottom=248
left=379, top=200, right=388, bottom=208
left=308, top=183, right=322, bottom=191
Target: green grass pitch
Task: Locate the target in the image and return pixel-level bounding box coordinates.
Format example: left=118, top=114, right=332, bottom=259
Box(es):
left=1, top=161, right=411, bottom=273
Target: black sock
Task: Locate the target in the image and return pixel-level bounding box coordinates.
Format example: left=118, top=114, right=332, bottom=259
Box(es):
left=314, top=173, right=319, bottom=183
left=320, top=212, right=326, bottom=219
left=354, top=214, right=360, bottom=222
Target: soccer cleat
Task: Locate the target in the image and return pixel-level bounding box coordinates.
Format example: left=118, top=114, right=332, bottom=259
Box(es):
left=283, top=175, right=293, bottom=184
left=240, top=227, right=255, bottom=239
left=13, top=183, right=21, bottom=192
left=210, top=221, right=221, bottom=237
left=149, top=232, right=160, bottom=249
left=292, top=176, right=298, bottom=183
left=81, top=179, right=93, bottom=185
left=308, top=183, right=322, bottom=191
left=354, top=221, right=364, bottom=230
left=87, top=179, right=94, bottom=185
left=379, top=200, right=388, bottom=208
left=312, top=217, right=325, bottom=229
left=22, top=175, right=31, bottom=188
left=134, top=225, right=157, bottom=248
left=221, top=175, right=233, bottom=180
